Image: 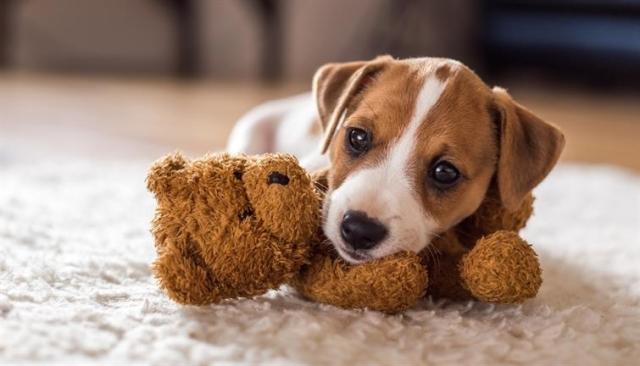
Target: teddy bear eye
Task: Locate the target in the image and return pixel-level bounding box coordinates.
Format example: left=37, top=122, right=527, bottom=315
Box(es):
left=233, top=170, right=243, bottom=180
left=267, top=171, right=289, bottom=185
left=238, top=206, right=253, bottom=221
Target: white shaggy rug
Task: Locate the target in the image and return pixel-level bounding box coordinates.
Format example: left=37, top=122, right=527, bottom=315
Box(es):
left=1, top=156, right=639, bottom=365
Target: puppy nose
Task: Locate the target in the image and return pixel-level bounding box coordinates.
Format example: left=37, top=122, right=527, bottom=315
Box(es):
left=340, top=211, right=388, bottom=250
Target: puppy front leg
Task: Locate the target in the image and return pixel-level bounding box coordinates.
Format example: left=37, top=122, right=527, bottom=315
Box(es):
left=422, top=231, right=475, bottom=301
left=290, top=249, right=427, bottom=313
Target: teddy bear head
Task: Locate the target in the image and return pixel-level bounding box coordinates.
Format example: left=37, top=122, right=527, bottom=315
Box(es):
left=147, top=152, right=321, bottom=247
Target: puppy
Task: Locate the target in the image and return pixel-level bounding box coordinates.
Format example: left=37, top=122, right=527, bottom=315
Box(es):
left=227, top=56, right=565, bottom=263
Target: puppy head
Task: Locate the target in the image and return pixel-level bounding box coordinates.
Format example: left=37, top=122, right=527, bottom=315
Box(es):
left=315, top=56, right=564, bottom=263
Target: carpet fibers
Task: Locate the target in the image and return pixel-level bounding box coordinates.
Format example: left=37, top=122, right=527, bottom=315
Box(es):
left=0, top=159, right=639, bottom=365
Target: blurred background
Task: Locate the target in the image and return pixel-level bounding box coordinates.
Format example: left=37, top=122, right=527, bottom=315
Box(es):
left=1, top=0, right=638, bottom=170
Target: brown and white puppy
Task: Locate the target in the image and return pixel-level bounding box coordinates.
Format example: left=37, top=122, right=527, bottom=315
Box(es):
left=227, top=56, right=565, bottom=263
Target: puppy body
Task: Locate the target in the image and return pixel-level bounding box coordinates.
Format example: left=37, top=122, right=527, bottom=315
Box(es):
left=227, top=56, right=564, bottom=264
left=227, top=93, right=328, bottom=172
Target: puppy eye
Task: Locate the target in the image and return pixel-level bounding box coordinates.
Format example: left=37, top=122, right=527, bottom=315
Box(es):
left=430, top=161, right=460, bottom=188
left=346, top=127, right=371, bottom=156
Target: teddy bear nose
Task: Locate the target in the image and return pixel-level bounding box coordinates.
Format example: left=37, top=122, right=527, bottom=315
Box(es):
left=340, top=211, right=388, bottom=250
left=267, top=171, right=289, bottom=185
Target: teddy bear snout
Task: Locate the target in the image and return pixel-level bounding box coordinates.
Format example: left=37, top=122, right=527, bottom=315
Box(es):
left=267, top=171, right=289, bottom=186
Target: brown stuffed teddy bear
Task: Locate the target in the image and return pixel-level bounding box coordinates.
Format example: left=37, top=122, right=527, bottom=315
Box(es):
left=147, top=152, right=540, bottom=313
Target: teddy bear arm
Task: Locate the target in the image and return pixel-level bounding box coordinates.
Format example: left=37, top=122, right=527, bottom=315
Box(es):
left=291, top=251, right=428, bottom=313
left=459, top=230, right=542, bottom=303
left=153, top=241, right=226, bottom=305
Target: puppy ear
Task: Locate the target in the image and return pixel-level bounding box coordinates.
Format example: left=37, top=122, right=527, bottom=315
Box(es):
left=492, top=87, right=565, bottom=211
left=313, top=55, right=392, bottom=153
left=146, top=152, right=188, bottom=196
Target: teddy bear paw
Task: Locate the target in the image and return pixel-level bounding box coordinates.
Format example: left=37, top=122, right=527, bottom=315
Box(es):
left=460, top=230, right=541, bottom=304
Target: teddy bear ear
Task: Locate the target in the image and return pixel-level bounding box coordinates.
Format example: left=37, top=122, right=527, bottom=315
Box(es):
left=146, top=152, right=189, bottom=196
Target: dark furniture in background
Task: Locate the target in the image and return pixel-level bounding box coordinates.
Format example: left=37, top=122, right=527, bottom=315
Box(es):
left=2, top=0, right=639, bottom=87
left=159, top=0, right=283, bottom=79
left=483, top=0, right=640, bottom=85
left=0, top=0, right=283, bottom=80
left=0, top=0, right=14, bottom=68
left=161, top=0, right=199, bottom=78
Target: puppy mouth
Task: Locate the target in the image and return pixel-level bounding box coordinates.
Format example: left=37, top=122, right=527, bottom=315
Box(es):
left=334, top=242, right=371, bottom=264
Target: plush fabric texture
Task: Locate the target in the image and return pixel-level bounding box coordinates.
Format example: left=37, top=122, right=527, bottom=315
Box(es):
left=291, top=244, right=428, bottom=313
left=148, top=153, right=318, bottom=305
left=421, top=191, right=540, bottom=304
left=148, top=152, right=540, bottom=313
left=148, top=152, right=428, bottom=313
left=461, top=231, right=542, bottom=303
left=1, top=159, right=639, bottom=365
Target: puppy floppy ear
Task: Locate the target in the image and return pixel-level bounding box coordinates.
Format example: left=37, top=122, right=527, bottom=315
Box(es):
left=492, top=87, right=565, bottom=211
left=313, top=55, right=392, bottom=153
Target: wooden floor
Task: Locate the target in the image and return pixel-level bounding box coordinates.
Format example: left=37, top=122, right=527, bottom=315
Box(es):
left=1, top=72, right=639, bottom=172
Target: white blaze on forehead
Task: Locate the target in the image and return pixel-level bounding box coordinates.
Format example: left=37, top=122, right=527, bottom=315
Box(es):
left=324, top=72, right=449, bottom=261
left=387, top=74, right=448, bottom=187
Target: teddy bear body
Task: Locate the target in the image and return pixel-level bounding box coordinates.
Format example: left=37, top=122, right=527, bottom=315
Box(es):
left=147, top=153, right=541, bottom=313
left=147, top=153, right=318, bottom=304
